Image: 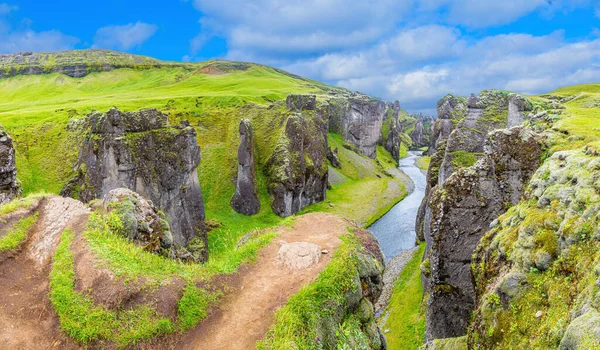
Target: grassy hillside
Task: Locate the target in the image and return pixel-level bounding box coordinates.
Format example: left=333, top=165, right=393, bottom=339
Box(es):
left=0, top=50, right=409, bottom=262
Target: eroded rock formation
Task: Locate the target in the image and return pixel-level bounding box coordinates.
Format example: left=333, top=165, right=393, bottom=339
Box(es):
left=384, top=101, right=405, bottom=162
left=231, top=119, right=260, bottom=215
left=266, top=96, right=328, bottom=217
left=411, top=115, right=434, bottom=149
left=62, top=108, right=207, bottom=261
left=424, top=127, right=545, bottom=340
left=341, top=98, right=386, bottom=159
left=0, top=128, right=21, bottom=205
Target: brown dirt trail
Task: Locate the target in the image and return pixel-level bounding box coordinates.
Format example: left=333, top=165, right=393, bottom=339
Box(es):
left=181, top=212, right=348, bottom=350
left=0, top=196, right=89, bottom=350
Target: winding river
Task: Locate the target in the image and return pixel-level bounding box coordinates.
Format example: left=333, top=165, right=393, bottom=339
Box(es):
left=369, top=151, right=427, bottom=262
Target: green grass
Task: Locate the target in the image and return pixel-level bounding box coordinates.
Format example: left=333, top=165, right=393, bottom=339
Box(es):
left=0, top=213, right=38, bottom=252
left=381, top=243, right=426, bottom=350
left=257, top=231, right=375, bottom=349
left=52, top=228, right=176, bottom=346
left=85, top=210, right=281, bottom=283
left=0, top=192, right=44, bottom=216
left=415, top=156, right=431, bottom=171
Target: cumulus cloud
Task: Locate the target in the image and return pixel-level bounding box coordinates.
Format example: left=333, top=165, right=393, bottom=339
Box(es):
left=192, top=0, right=411, bottom=56
left=186, top=0, right=600, bottom=114
left=93, top=22, right=157, bottom=50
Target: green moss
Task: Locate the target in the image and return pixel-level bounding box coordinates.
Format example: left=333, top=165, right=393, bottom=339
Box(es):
left=451, top=150, right=480, bottom=168
left=0, top=212, right=38, bottom=252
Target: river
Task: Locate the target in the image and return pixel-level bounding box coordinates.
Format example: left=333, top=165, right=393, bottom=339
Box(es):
left=369, top=151, right=427, bottom=262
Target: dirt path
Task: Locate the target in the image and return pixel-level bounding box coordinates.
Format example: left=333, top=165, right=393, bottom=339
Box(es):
left=182, top=212, right=348, bottom=350
left=0, top=196, right=89, bottom=350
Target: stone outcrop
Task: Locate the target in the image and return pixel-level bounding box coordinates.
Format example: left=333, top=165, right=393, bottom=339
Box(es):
left=61, top=108, right=207, bottom=262
left=231, top=119, right=260, bottom=215
left=286, top=94, right=317, bottom=112
left=266, top=96, right=328, bottom=217
left=416, top=96, right=466, bottom=241
left=384, top=101, right=404, bottom=162
left=468, top=143, right=600, bottom=348
left=341, top=98, right=386, bottom=159
left=424, top=127, right=545, bottom=341
left=0, top=128, right=21, bottom=205
left=411, top=115, right=434, bottom=149
left=417, top=91, right=532, bottom=242
left=103, top=188, right=174, bottom=255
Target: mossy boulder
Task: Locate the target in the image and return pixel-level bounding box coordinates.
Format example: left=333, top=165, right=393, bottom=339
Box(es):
left=61, top=107, right=207, bottom=262
left=103, top=188, right=173, bottom=254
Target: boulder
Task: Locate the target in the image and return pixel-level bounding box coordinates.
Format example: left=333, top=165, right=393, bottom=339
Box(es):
left=327, top=147, right=341, bottom=169
left=61, top=108, right=207, bottom=262
left=277, top=242, right=321, bottom=269
left=0, top=128, right=21, bottom=205
left=231, top=119, right=260, bottom=215
left=103, top=188, right=174, bottom=254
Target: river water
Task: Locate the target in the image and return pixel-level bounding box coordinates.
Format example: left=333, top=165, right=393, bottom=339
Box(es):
left=369, top=151, right=427, bottom=262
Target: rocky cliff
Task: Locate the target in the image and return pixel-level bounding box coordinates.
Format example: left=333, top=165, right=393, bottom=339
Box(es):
left=424, top=127, right=544, bottom=340
left=231, top=119, right=260, bottom=215
left=384, top=101, right=405, bottom=162
left=468, top=139, right=600, bottom=348
left=61, top=108, right=207, bottom=262
left=0, top=128, right=21, bottom=205
left=341, top=97, right=387, bottom=159
left=410, top=115, right=434, bottom=149
left=416, top=90, right=541, bottom=341
left=266, top=95, right=328, bottom=217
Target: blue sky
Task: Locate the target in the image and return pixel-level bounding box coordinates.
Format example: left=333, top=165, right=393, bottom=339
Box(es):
left=2, top=0, right=600, bottom=113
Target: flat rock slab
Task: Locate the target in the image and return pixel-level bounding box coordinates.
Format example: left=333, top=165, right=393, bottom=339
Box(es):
left=277, top=242, right=322, bottom=269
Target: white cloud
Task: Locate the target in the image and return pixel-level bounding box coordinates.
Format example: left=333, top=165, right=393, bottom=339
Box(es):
left=0, top=29, right=79, bottom=53
left=192, top=0, right=412, bottom=56
left=0, top=6, right=79, bottom=53
left=0, top=3, right=17, bottom=15
left=186, top=0, right=600, bottom=114
left=93, top=22, right=157, bottom=50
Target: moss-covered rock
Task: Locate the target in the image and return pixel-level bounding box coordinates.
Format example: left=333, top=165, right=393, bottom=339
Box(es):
left=61, top=107, right=207, bottom=262
left=266, top=99, right=328, bottom=217
left=0, top=128, right=21, bottom=205
left=424, top=127, right=545, bottom=341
